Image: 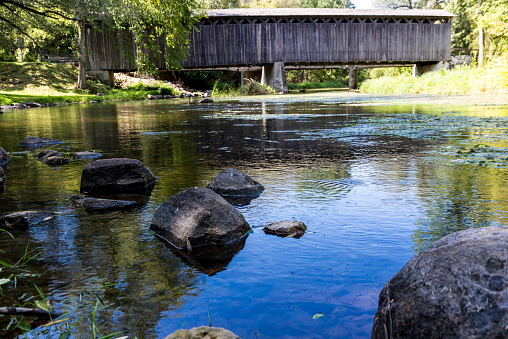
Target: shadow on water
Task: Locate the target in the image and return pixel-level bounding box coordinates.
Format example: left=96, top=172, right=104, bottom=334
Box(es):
left=1, top=99, right=508, bottom=337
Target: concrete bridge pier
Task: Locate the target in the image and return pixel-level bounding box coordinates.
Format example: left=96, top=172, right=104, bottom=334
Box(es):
left=261, top=62, right=288, bottom=94
left=349, top=67, right=358, bottom=90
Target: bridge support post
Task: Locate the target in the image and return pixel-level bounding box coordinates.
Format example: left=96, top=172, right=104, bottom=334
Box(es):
left=413, top=62, right=443, bottom=77
left=261, top=62, right=288, bottom=94
left=108, top=70, right=115, bottom=88
left=349, top=68, right=358, bottom=90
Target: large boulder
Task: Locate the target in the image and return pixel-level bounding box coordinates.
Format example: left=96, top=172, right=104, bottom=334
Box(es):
left=80, top=158, right=156, bottom=194
left=164, top=326, right=240, bottom=339
left=19, top=136, right=64, bottom=149
left=0, top=211, right=56, bottom=231
left=372, top=225, right=508, bottom=338
left=0, top=147, right=9, bottom=166
left=206, top=168, right=264, bottom=197
left=150, top=187, right=250, bottom=250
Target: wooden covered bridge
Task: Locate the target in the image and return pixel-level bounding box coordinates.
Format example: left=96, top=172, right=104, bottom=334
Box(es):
left=84, top=8, right=454, bottom=93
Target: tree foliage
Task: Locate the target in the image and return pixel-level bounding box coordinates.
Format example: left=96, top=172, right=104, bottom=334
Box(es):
left=0, top=0, right=203, bottom=70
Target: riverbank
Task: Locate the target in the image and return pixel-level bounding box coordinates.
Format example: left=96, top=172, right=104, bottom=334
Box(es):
left=360, top=64, right=508, bottom=95
left=0, top=62, right=206, bottom=108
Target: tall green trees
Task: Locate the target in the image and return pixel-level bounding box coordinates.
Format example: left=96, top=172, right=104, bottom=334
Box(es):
left=0, top=0, right=203, bottom=88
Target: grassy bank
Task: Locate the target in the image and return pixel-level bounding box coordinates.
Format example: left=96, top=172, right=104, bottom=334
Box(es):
left=360, top=64, right=508, bottom=95
left=288, top=79, right=347, bottom=91
left=0, top=62, right=180, bottom=106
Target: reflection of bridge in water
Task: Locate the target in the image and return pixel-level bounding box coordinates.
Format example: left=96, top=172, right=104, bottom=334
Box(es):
left=84, top=8, right=454, bottom=92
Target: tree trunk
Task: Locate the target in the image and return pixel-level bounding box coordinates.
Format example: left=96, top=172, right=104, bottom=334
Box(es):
left=77, top=22, right=87, bottom=89
left=478, top=0, right=484, bottom=68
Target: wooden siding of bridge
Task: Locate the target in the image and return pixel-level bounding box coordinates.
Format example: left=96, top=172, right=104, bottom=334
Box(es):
left=182, top=17, right=451, bottom=68
left=84, top=13, right=452, bottom=71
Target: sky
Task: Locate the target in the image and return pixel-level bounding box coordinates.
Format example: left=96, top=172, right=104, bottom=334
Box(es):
left=352, top=0, right=375, bottom=9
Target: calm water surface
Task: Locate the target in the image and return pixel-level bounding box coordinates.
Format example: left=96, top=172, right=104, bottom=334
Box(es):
left=1, top=98, right=508, bottom=338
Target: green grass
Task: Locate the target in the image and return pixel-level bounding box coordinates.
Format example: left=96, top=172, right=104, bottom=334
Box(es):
left=0, top=62, right=179, bottom=105
left=288, top=80, right=347, bottom=90
left=360, top=64, right=508, bottom=95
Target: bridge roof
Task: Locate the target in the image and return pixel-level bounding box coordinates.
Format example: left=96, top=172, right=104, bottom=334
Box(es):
left=206, top=8, right=455, bottom=19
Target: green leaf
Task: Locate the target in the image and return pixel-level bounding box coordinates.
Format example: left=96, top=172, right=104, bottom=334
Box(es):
left=35, top=299, right=49, bottom=311
left=312, top=313, right=324, bottom=319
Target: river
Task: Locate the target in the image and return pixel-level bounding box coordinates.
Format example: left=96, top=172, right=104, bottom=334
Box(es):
left=1, top=93, right=508, bottom=338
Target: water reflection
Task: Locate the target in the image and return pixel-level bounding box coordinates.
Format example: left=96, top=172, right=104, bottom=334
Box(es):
left=1, top=100, right=508, bottom=337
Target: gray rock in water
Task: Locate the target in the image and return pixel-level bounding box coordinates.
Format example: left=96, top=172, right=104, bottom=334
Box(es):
left=199, top=98, right=214, bottom=103
left=206, top=168, right=264, bottom=197
left=0, top=211, right=56, bottom=231
left=11, top=103, right=27, bottom=109
left=372, top=225, right=508, bottom=339
left=164, top=326, right=240, bottom=339
left=70, top=195, right=137, bottom=212
left=73, top=151, right=102, bottom=160
left=36, top=150, right=70, bottom=167
left=80, top=158, right=156, bottom=194
left=23, top=102, right=43, bottom=108
left=264, top=220, right=307, bottom=237
left=150, top=187, right=250, bottom=250
left=19, top=136, right=64, bottom=149
left=0, top=147, right=9, bottom=166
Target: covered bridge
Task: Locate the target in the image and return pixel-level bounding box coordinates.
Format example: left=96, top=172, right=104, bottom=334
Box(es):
left=84, top=8, right=454, bottom=92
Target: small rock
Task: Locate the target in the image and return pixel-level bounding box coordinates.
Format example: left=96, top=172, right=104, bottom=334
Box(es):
left=150, top=187, right=250, bottom=250
left=264, top=220, right=307, bottom=237
left=206, top=168, right=264, bottom=197
left=199, top=98, right=214, bottom=104
left=70, top=195, right=137, bottom=212
left=41, top=155, right=71, bottom=167
left=23, top=102, right=43, bottom=108
left=0, top=105, right=13, bottom=110
left=73, top=151, right=102, bottom=160
left=0, top=211, right=56, bottom=231
left=372, top=225, right=508, bottom=338
left=80, top=158, right=157, bottom=194
left=37, top=150, right=71, bottom=167
left=89, top=100, right=100, bottom=104
left=37, top=150, right=60, bottom=159
left=0, top=147, right=10, bottom=166
left=19, top=136, right=64, bottom=149
left=54, top=102, right=61, bottom=106
left=147, top=94, right=162, bottom=100
left=11, top=103, right=27, bottom=109
left=97, top=93, right=104, bottom=96
left=179, top=93, right=185, bottom=98
left=164, top=326, right=240, bottom=339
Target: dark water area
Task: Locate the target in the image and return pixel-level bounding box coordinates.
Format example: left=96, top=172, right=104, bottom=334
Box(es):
left=1, top=98, right=508, bottom=338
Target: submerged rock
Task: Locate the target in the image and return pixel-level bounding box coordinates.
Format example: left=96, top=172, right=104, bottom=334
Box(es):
left=264, top=220, right=307, bottom=237
left=372, top=225, right=508, bottom=338
left=73, top=151, right=102, bottom=159
left=0, top=211, right=56, bottom=231
left=0, top=147, right=10, bottom=166
left=80, top=158, right=156, bottom=194
left=165, top=326, right=240, bottom=339
left=206, top=168, right=264, bottom=197
left=23, top=102, right=43, bottom=108
left=199, top=98, right=214, bottom=103
left=150, top=187, right=250, bottom=250
left=70, top=195, right=138, bottom=212
left=19, top=136, right=64, bottom=149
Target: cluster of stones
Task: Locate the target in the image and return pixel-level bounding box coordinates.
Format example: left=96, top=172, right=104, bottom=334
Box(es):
left=5, top=135, right=505, bottom=338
